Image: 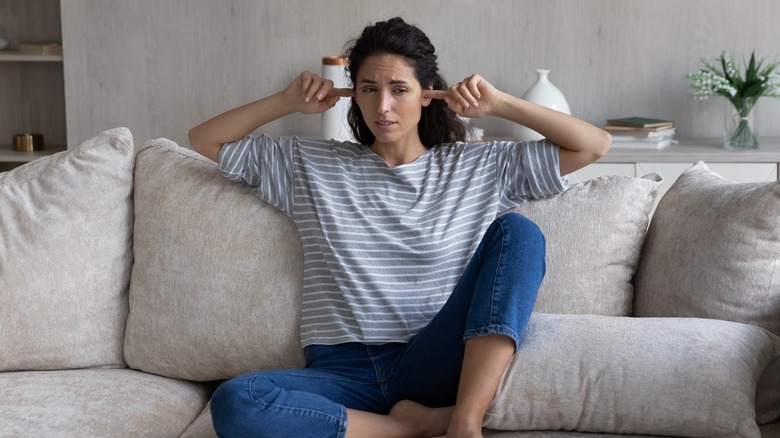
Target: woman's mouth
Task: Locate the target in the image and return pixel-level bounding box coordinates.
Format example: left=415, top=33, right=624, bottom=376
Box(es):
left=375, top=120, right=397, bottom=129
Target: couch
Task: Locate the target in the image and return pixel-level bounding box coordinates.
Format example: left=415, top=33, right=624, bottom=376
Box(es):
left=1, top=127, right=779, bottom=438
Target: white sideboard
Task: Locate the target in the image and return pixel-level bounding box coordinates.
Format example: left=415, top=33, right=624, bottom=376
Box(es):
left=568, top=138, right=780, bottom=214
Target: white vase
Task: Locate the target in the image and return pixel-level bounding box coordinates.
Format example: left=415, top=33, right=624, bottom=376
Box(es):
left=320, top=56, right=354, bottom=142
left=514, top=69, right=571, bottom=141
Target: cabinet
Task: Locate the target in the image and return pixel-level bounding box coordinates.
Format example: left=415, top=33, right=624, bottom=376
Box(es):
left=569, top=138, right=780, bottom=215
left=0, top=0, right=65, bottom=172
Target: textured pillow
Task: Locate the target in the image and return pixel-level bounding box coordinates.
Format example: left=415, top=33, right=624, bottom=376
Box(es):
left=634, top=161, right=780, bottom=337
left=124, top=138, right=304, bottom=381
left=504, top=173, right=662, bottom=316
left=0, top=127, right=135, bottom=371
left=0, top=369, right=210, bottom=437
left=485, top=313, right=780, bottom=437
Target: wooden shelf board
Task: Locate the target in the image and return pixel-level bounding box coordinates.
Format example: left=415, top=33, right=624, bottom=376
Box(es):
left=0, top=51, right=63, bottom=62
left=0, top=145, right=66, bottom=163
left=599, top=138, right=780, bottom=163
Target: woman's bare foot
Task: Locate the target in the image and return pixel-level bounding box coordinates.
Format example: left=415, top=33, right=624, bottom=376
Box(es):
left=387, top=400, right=453, bottom=437
left=446, top=418, right=483, bottom=438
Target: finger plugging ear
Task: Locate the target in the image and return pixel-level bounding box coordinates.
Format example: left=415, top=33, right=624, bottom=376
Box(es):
left=423, top=89, right=448, bottom=100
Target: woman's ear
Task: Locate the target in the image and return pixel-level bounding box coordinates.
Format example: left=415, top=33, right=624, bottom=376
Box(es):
left=422, top=85, right=434, bottom=107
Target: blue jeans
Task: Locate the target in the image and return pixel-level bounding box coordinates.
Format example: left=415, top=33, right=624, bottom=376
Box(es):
left=211, top=213, right=546, bottom=438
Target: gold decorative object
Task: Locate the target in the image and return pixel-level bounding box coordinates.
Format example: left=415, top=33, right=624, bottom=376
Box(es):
left=12, top=133, right=44, bottom=152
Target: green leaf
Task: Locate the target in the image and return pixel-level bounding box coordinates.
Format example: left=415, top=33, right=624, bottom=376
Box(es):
left=742, top=83, right=765, bottom=98
left=746, top=52, right=757, bottom=83
left=721, top=53, right=732, bottom=84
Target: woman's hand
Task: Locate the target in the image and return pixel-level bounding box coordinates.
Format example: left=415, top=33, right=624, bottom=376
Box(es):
left=189, top=71, right=354, bottom=161
left=424, top=74, right=504, bottom=118
left=281, top=71, right=354, bottom=114
left=425, top=73, right=610, bottom=176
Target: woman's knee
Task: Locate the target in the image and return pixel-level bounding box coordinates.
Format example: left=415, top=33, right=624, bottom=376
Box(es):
left=210, top=373, right=279, bottom=436
left=495, top=212, right=545, bottom=247
left=211, top=375, right=251, bottom=434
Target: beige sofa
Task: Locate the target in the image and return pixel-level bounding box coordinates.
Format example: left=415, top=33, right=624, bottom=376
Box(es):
left=1, top=127, right=779, bottom=438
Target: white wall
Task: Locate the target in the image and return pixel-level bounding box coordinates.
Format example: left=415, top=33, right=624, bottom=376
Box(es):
left=61, top=0, right=780, bottom=148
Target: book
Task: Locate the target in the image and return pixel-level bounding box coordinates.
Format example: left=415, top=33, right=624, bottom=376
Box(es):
left=610, top=136, right=674, bottom=150
left=605, top=126, right=676, bottom=138
left=606, top=117, right=674, bottom=129
left=18, top=42, right=63, bottom=56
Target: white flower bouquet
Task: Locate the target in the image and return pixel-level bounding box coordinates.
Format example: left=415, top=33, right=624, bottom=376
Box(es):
left=685, top=51, right=780, bottom=148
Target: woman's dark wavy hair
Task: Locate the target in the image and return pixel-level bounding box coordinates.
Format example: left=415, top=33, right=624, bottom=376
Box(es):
left=343, top=17, right=469, bottom=148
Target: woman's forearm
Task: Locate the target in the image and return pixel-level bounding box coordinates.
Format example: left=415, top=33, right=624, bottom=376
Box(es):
left=491, top=93, right=611, bottom=175
left=188, top=92, right=294, bottom=162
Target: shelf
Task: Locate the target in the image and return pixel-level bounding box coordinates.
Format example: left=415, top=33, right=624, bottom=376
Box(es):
left=0, top=50, right=63, bottom=62
left=0, top=145, right=66, bottom=163
left=600, top=138, right=780, bottom=163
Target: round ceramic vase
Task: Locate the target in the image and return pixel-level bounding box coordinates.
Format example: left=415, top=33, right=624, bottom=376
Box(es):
left=514, top=69, right=571, bottom=141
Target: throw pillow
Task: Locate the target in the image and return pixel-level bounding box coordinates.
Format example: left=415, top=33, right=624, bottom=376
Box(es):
left=124, top=138, right=304, bottom=381
left=485, top=313, right=780, bottom=437
left=0, top=127, right=135, bottom=371
left=634, top=161, right=780, bottom=337
left=503, top=173, right=662, bottom=316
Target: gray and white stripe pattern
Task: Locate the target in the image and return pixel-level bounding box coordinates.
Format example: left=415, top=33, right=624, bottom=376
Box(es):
left=219, top=135, right=566, bottom=346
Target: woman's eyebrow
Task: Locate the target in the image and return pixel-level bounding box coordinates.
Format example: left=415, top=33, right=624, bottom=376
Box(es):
left=359, top=79, right=410, bottom=85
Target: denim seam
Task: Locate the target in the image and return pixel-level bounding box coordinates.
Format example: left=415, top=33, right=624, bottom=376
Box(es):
left=367, top=347, right=394, bottom=408
left=253, top=369, right=367, bottom=384
left=245, top=375, right=345, bottom=425
left=463, top=324, right=521, bottom=349
left=337, top=405, right=348, bottom=438
left=489, top=218, right=507, bottom=329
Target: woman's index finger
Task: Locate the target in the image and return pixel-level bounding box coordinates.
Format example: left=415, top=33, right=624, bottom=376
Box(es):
left=424, top=90, right=448, bottom=99
left=331, top=88, right=355, bottom=97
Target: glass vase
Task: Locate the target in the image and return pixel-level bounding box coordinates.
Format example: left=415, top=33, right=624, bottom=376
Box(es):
left=724, top=97, right=759, bottom=150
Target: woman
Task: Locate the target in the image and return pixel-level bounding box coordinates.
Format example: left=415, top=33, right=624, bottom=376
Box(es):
left=190, top=17, right=609, bottom=438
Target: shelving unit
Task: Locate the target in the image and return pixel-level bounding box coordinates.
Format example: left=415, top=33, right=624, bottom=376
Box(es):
left=570, top=138, right=780, bottom=216
left=0, top=0, right=65, bottom=172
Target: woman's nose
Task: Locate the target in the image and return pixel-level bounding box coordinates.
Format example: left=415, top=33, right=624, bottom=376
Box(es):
left=377, top=91, right=392, bottom=113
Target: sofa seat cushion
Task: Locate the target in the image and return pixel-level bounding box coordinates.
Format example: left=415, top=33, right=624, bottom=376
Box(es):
left=124, top=138, right=304, bottom=381
left=0, top=128, right=135, bottom=371
left=178, top=403, right=662, bottom=438
left=0, top=368, right=211, bottom=437
left=485, top=313, right=780, bottom=438
left=504, top=173, right=662, bottom=316
left=634, top=161, right=780, bottom=338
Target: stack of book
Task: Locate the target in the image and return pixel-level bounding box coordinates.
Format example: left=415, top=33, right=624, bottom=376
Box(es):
left=604, top=117, right=675, bottom=149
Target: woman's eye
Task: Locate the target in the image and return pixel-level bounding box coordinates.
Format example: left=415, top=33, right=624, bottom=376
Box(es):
left=393, top=88, right=408, bottom=94
left=361, top=87, right=376, bottom=93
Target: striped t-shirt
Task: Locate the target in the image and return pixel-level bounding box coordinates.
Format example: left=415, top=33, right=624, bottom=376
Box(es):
left=219, top=135, right=567, bottom=347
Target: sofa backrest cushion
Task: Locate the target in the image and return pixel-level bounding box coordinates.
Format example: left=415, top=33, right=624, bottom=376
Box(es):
left=503, top=173, right=662, bottom=316
left=0, top=127, right=135, bottom=371
left=486, top=313, right=780, bottom=436
left=124, top=138, right=304, bottom=381
left=634, top=161, right=780, bottom=337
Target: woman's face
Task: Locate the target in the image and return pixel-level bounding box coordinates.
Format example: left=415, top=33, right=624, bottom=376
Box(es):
left=354, top=54, right=432, bottom=148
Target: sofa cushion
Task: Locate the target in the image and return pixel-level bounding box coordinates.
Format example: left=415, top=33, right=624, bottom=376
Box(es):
left=485, top=313, right=780, bottom=437
left=0, top=127, right=135, bottom=371
left=504, top=173, right=662, bottom=316
left=634, top=161, right=780, bottom=337
left=124, top=138, right=304, bottom=381
left=0, top=368, right=210, bottom=437
left=178, top=405, right=664, bottom=438
left=179, top=402, right=216, bottom=438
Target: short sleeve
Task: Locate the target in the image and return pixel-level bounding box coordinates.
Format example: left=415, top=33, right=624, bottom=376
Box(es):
left=218, top=134, right=296, bottom=214
left=496, top=139, right=568, bottom=211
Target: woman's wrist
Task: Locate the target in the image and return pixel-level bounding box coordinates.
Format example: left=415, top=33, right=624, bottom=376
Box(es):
left=489, top=92, right=529, bottom=123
